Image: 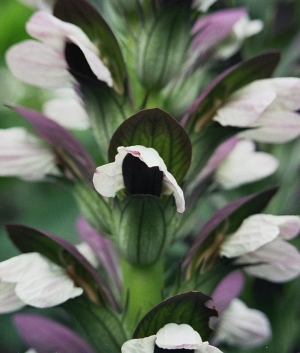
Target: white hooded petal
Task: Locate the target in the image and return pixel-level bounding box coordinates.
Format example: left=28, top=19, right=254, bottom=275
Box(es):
left=214, top=78, right=300, bottom=129
left=0, top=127, right=59, bottom=181
left=213, top=89, right=276, bottom=127
left=156, top=323, right=203, bottom=350
left=26, top=11, right=113, bottom=86
left=121, top=335, right=156, bottom=353
left=0, top=282, right=25, bottom=313
left=240, top=110, right=300, bottom=143
left=214, top=140, right=278, bottom=189
left=93, top=145, right=185, bottom=213
left=214, top=299, right=271, bottom=347
left=259, top=77, right=300, bottom=111
left=0, top=253, right=83, bottom=308
left=237, top=239, right=300, bottom=282
left=220, top=214, right=280, bottom=258
left=6, top=40, right=73, bottom=88
left=244, top=214, right=300, bottom=240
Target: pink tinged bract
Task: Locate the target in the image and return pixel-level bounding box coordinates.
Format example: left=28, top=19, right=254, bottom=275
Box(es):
left=0, top=127, right=59, bottom=181
left=214, top=299, right=271, bottom=347
left=214, top=139, right=278, bottom=189
left=0, top=253, right=83, bottom=308
left=6, top=11, right=112, bottom=88
left=121, top=323, right=223, bottom=353
left=93, top=145, right=185, bottom=213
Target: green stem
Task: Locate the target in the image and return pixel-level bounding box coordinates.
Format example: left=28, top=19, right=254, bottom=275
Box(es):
left=121, top=258, right=164, bottom=331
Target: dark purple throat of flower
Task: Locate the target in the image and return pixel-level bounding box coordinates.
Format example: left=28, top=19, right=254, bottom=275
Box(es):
left=122, top=154, right=163, bottom=196
left=65, top=42, right=98, bottom=81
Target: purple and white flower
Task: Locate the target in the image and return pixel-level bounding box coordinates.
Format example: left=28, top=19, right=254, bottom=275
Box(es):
left=93, top=145, right=185, bottom=213
left=220, top=214, right=300, bottom=282
left=213, top=299, right=271, bottom=347
left=214, top=78, right=300, bottom=143
left=6, top=11, right=112, bottom=89
left=121, top=323, right=223, bottom=353
left=0, top=252, right=83, bottom=311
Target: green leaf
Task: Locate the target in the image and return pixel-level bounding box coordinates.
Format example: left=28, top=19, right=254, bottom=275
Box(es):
left=184, top=51, right=281, bottom=133
left=5, top=223, right=118, bottom=310
left=108, top=108, right=192, bottom=184
left=113, top=195, right=177, bottom=265
left=133, top=291, right=217, bottom=341
left=73, top=182, right=112, bottom=236
left=62, top=297, right=127, bottom=353
left=77, top=79, right=133, bottom=159
left=136, top=3, right=192, bottom=89
left=53, top=0, right=127, bottom=94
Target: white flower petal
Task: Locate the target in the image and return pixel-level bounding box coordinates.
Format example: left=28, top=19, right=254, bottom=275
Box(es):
left=6, top=40, right=72, bottom=88
left=214, top=140, right=278, bottom=189
left=0, top=253, right=83, bottom=308
left=240, top=110, right=300, bottom=143
left=121, top=335, right=156, bottom=353
left=244, top=214, right=300, bottom=240
left=93, top=161, right=124, bottom=197
left=156, top=323, right=203, bottom=350
left=220, top=214, right=280, bottom=258
left=0, top=127, right=59, bottom=181
left=15, top=266, right=83, bottom=308
left=0, top=253, right=50, bottom=282
left=93, top=145, right=185, bottom=212
left=259, top=78, right=300, bottom=111
left=0, top=282, right=25, bottom=313
left=26, top=11, right=113, bottom=86
left=238, top=239, right=300, bottom=282
left=214, top=89, right=276, bottom=127
left=43, top=96, right=90, bottom=130
left=214, top=299, right=271, bottom=347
